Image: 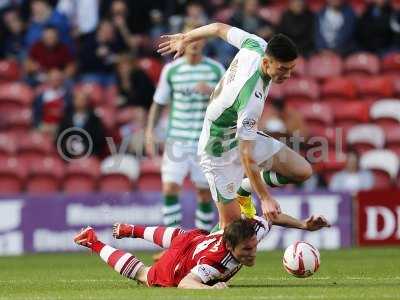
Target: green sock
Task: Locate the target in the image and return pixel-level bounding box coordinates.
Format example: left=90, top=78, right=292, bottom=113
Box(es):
left=195, top=202, right=214, bottom=231
left=262, top=170, right=290, bottom=187
left=237, top=186, right=251, bottom=197
left=163, top=195, right=181, bottom=227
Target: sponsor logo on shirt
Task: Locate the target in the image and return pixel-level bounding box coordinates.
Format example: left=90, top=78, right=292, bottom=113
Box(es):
left=242, top=118, right=256, bottom=131
left=254, top=90, right=263, bottom=100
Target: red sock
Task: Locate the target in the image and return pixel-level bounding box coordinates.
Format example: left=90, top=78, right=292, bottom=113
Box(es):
left=132, top=225, right=185, bottom=248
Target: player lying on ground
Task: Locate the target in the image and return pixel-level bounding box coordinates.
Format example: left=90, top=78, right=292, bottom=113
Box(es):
left=159, top=23, right=312, bottom=229
left=74, top=214, right=329, bottom=289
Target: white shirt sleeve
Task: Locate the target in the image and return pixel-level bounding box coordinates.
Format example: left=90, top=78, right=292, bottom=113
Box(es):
left=236, top=96, right=263, bottom=140
left=153, top=64, right=171, bottom=105
left=191, top=264, right=222, bottom=283
left=227, top=27, right=267, bottom=50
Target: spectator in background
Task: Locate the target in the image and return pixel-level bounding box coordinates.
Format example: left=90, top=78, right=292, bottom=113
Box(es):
left=25, top=0, right=71, bottom=49
left=56, top=88, right=107, bottom=158
left=33, top=68, right=72, bottom=135
left=0, top=8, right=26, bottom=60
left=78, top=20, right=126, bottom=86
left=57, top=0, right=99, bottom=37
left=25, top=25, right=75, bottom=85
left=278, top=0, right=315, bottom=57
left=356, top=0, right=393, bottom=55
left=391, top=9, right=400, bottom=50
left=329, top=149, right=374, bottom=194
left=314, top=0, right=357, bottom=56
left=116, top=54, right=155, bottom=110
left=230, top=0, right=274, bottom=41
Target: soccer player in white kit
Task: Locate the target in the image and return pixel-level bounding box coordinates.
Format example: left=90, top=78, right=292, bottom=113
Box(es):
left=158, top=23, right=312, bottom=229
left=146, top=23, right=225, bottom=231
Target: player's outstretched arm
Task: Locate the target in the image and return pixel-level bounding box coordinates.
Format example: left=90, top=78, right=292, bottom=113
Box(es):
left=271, top=213, right=331, bottom=231
left=178, top=273, right=228, bottom=289
left=158, top=23, right=231, bottom=59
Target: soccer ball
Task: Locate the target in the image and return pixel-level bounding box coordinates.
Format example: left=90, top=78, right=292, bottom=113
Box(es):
left=282, top=241, right=320, bottom=278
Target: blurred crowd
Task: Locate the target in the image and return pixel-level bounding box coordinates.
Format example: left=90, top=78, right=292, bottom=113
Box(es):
left=0, top=0, right=400, bottom=194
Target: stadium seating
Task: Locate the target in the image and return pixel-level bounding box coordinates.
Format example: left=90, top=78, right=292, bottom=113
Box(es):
left=63, top=157, right=100, bottom=193
left=0, top=59, right=21, bottom=82
left=320, top=77, right=357, bottom=101
left=313, top=151, right=347, bottom=184
left=291, top=102, right=333, bottom=134
left=292, top=56, right=307, bottom=78
left=344, top=52, right=380, bottom=76
left=370, top=99, right=400, bottom=131
left=307, top=52, right=343, bottom=81
left=350, top=76, right=394, bottom=100
left=0, top=133, right=17, bottom=160
left=17, top=131, right=54, bottom=167
left=26, top=157, right=64, bottom=193
left=0, top=82, right=34, bottom=114
left=346, top=124, right=385, bottom=155
left=330, top=100, right=370, bottom=133
left=360, top=150, right=399, bottom=189
left=138, top=58, right=162, bottom=85
left=384, top=124, right=400, bottom=157
left=282, top=77, right=319, bottom=106
left=74, top=82, right=104, bottom=106
left=382, top=52, right=400, bottom=74
left=99, top=155, right=139, bottom=192
left=0, top=157, right=26, bottom=194
left=137, top=157, right=162, bottom=191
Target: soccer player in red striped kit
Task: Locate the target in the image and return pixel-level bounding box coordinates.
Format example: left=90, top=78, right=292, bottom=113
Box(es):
left=74, top=214, right=329, bottom=289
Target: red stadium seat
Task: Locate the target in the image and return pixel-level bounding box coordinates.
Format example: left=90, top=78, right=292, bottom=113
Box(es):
left=0, top=82, right=34, bottom=113
left=0, top=157, right=26, bottom=194
left=346, top=124, right=385, bottom=155
left=95, top=105, right=116, bottom=132
left=350, top=0, right=367, bottom=15
left=360, top=150, right=399, bottom=189
left=17, top=131, right=54, bottom=166
left=26, top=157, right=64, bottom=193
left=2, top=108, right=32, bottom=136
left=307, top=126, right=340, bottom=150
left=307, top=52, right=343, bottom=81
left=350, top=75, right=394, bottom=99
left=98, top=174, right=133, bottom=192
left=138, top=58, right=163, bottom=85
left=313, top=151, right=347, bottom=184
left=0, top=60, right=21, bottom=82
left=74, top=82, right=104, bottom=106
left=384, top=124, right=400, bottom=157
left=0, top=133, right=17, bottom=160
left=213, top=7, right=235, bottom=23
left=292, top=102, right=333, bottom=134
left=308, top=0, right=325, bottom=12
left=268, top=84, right=283, bottom=100
left=382, top=52, right=400, bottom=74
left=389, top=74, right=400, bottom=97
left=282, top=77, right=319, bottom=105
left=63, top=157, right=100, bottom=193
left=370, top=99, right=400, bottom=131
left=137, top=157, right=162, bottom=191
left=344, top=52, right=380, bottom=75
left=330, top=100, right=370, bottom=131
left=321, top=77, right=357, bottom=100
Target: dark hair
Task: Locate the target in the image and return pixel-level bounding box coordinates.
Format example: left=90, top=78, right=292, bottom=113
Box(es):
left=222, top=219, right=256, bottom=249
left=266, top=33, right=298, bottom=62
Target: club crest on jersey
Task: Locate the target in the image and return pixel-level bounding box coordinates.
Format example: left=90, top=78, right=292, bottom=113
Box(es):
left=242, top=118, right=256, bottom=130
left=226, top=183, right=235, bottom=194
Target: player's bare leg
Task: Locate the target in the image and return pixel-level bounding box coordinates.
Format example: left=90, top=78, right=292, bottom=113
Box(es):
left=216, top=199, right=241, bottom=229
left=74, top=227, right=149, bottom=286
left=195, top=187, right=215, bottom=231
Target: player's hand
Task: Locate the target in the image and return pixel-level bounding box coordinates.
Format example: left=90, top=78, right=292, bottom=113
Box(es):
left=261, top=197, right=281, bottom=221
left=145, top=133, right=156, bottom=157
left=211, top=282, right=228, bottom=289
left=158, top=33, right=188, bottom=59
left=304, top=215, right=331, bottom=231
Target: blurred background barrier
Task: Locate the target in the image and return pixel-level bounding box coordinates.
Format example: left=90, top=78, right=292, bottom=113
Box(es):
left=357, top=189, right=400, bottom=246
left=0, top=190, right=352, bottom=255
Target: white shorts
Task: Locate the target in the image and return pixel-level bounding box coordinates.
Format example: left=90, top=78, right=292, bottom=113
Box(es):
left=200, top=132, right=284, bottom=203
left=161, top=140, right=209, bottom=188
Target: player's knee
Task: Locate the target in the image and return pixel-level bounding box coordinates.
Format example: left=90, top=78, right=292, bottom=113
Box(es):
left=293, top=162, right=313, bottom=182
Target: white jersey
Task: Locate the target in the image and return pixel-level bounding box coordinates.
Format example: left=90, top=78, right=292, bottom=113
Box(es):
left=198, top=27, right=271, bottom=162
left=154, top=56, right=225, bottom=148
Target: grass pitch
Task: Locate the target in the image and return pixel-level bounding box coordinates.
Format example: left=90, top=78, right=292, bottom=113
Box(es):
left=0, top=248, right=399, bottom=300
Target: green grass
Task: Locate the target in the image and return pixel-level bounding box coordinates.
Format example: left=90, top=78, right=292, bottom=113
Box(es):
left=0, top=248, right=399, bottom=300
